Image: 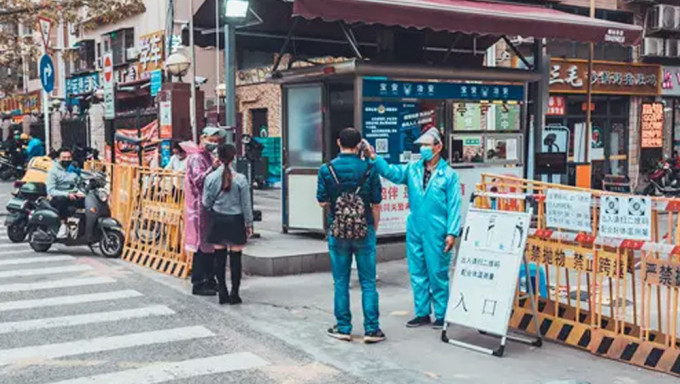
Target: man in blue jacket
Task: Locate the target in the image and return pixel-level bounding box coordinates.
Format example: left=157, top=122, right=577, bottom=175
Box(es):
left=317, top=127, right=385, bottom=344
left=365, top=127, right=462, bottom=329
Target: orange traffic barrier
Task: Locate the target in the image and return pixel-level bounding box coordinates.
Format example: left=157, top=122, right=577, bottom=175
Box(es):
left=475, top=174, right=680, bottom=377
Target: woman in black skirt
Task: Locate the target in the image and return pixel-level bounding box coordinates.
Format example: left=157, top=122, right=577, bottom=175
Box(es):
left=202, top=144, right=253, bottom=304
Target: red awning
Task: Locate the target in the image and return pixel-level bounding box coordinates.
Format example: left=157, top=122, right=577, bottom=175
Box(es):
left=293, top=0, right=642, bottom=46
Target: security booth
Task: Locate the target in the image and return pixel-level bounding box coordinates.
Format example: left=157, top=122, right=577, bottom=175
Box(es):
left=276, top=61, right=537, bottom=236
left=270, top=0, right=641, bottom=236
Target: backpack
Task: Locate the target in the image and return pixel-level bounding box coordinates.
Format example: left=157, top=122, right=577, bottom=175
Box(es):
left=327, top=163, right=373, bottom=240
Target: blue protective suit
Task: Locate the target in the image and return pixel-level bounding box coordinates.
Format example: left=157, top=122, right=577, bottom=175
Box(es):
left=375, top=156, right=462, bottom=320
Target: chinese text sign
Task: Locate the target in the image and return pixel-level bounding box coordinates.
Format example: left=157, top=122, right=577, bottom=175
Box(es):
left=546, top=189, right=592, bottom=233
left=599, top=195, right=652, bottom=241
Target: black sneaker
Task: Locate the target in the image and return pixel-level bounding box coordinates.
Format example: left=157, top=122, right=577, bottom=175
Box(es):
left=327, top=326, right=351, bottom=342
left=406, top=316, right=431, bottom=328
left=364, top=329, right=386, bottom=344
left=432, top=318, right=445, bottom=329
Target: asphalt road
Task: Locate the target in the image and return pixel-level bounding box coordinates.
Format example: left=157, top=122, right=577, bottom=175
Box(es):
left=0, top=181, right=676, bottom=384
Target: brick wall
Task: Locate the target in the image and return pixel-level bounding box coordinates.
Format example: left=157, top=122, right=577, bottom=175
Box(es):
left=236, top=83, right=282, bottom=137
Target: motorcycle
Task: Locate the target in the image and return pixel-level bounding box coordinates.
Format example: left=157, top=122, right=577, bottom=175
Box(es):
left=5, top=181, right=46, bottom=243
left=27, top=171, right=125, bottom=258
left=0, top=154, right=25, bottom=181
left=642, top=159, right=680, bottom=196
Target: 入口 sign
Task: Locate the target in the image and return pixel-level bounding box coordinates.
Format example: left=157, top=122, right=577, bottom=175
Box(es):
left=546, top=189, right=592, bottom=233
left=640, top=102, right=664, bottom=149
left=446, top=208, right=532, bottom=336
left=599, top=195, right=652, bottom=241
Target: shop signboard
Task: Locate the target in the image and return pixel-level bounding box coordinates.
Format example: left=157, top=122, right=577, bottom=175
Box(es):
left=66, top=73, right=99, bottom=97
left=599, top=195, right=652, bottom=241
left=640, top=102, right=664, bottom=149
left=661, top=66, right=680, bottom=96
left=363, top=78, right=524, bottom=102
left=549, top=58, right=661, bottom=96
left=445, top=208, right=532, bottom=336
left=547, top=96, right=565, bottom=115
left=137, top=31, right=164, bottom=76
left=0, top=92, right=41, bottom=115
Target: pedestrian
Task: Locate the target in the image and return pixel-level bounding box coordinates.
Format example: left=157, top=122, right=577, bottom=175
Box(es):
left=317, top=127, right=385, bottom=344
left=365, top=126, right=462, bottom=329
left=184, top=127, right=224, bottom=296
left=202, top=143, right=252, bottom=305
left=165, top=142, right=188, bottom=173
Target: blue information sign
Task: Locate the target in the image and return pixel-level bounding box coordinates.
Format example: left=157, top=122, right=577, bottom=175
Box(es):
left=363, top=102, right=424, bottom=164
left=150, top=70, right=162, bottom=97
left=363, top=78, right=524, bottom=102
left=39, top=54, right=55, bottom=93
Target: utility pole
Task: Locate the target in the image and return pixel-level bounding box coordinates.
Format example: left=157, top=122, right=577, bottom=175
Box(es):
left=189, top=0, right=198, bottom=142
left=215, top=0, right=221, bottom=125
left=585, top=0, right=594, bottom=171
left=224, top=24, right=236, bottom=127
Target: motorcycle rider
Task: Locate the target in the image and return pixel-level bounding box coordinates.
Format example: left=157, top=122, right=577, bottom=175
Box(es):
left=46, top=148, right=84, bottom=238
left=6, top=129, right=25, bottom=166
left=24, top=134, right=45, bottom=161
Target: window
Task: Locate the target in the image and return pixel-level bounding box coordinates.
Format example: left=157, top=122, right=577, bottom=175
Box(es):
left=74, top=40, right=95, bottom=73
left=109, top=28, right=134, bottom=65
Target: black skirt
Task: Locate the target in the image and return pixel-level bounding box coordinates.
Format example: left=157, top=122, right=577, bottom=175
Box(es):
left=207, top=213, right=247, bottom=246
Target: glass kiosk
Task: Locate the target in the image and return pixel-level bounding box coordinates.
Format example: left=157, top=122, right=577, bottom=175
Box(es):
left=277, top=60, right=531, bottom=236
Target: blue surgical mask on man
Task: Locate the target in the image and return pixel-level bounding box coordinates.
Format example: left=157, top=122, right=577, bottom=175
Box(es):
left=420, top=146, right=434, bottom=161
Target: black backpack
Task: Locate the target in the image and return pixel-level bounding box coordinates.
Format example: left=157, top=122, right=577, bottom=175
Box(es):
left=327, top=163, right=373, bottom=240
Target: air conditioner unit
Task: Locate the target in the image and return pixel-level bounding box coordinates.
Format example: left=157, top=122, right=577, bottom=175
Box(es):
left=126, top=47, right=139, bottom=61
left=675, top=6, right=680, bottom=31
left=648, top=4, right=677, bottom=32
left=643, top=37, right=664, bottom=56
left=667, top=39, right=679, bottom=57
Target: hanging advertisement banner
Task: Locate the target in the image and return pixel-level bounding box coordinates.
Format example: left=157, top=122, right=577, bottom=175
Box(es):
left=107, top=120, right=160, bottom=166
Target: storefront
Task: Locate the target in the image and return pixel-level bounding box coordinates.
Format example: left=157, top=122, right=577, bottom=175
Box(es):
left=545, top=58, right=660, bottom=188
left=661, top=66, right=680, bottom=156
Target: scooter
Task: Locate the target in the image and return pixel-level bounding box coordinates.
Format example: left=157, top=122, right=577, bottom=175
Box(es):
left=642, top=159, right=680, bottom=196
left=0, top=154, right=25, bottom=181
left=5, top=181, right=46, bottom=242
left=27, top=171, right=125, bottom=258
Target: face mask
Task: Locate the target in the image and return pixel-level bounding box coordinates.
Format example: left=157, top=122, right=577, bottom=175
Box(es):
left=60, top=160, right=72, bottom=169
left=420, top=146, right=435, bottom=161
left=205, top=142, right=218, bottom=152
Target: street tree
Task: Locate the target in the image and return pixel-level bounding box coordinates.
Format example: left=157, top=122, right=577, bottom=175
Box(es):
left=0, top=0, right=145, bottom=95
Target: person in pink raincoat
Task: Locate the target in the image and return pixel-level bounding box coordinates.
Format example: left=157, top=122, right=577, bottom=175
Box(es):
left=182, top=127, right=224, bottom=296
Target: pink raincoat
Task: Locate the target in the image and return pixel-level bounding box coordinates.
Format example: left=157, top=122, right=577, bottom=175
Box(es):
left=182, top=142, right=215, bottom=253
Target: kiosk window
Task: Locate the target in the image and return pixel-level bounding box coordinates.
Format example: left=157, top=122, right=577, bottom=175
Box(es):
left=286, top=86, right=323, bottom=167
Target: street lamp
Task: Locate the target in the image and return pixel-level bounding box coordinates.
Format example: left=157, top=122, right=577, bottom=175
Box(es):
left=165, top=52, right=191, bottom=81
left=226, top=0, right=249, bottom=18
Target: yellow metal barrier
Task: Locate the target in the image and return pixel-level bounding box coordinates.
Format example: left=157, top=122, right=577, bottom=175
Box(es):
left=86, top=161, right=190, bottom=278
left=476, top=174, right=680, bottom=377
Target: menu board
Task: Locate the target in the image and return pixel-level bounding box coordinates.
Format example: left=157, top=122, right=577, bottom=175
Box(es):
left=640, top=102, right=664, bottom=149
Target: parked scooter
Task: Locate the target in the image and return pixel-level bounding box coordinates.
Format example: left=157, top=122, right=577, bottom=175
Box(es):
left=642, top=158, right=680, bottom=196
left=27, top=170, right=125, bottom=257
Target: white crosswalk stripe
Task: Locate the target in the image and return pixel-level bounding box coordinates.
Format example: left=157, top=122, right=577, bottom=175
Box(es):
left=0, top=243, right=30, bottom=249
left=0, top=264, right=92, bottom=278
left=0, top=305, right=174, bottom=334
left=0, top=289, right=143, bottom=311
left=46, top=352, right=268, bottom=384
left=0, top=276, right=116, bottom=292
left=0, top=255, right=75, bottom=266
left=0, top=326, right=214, bottom=366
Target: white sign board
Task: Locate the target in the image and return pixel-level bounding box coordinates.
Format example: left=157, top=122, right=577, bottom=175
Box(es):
left=446, top=208, right=531, bottom=336
left=599, top=195, right=652, bottom=241
left=377, top=179, right=408, bottom=235
left=103, top=53, right=115, bottom=120
left=546, top=189, right=592, bottom=232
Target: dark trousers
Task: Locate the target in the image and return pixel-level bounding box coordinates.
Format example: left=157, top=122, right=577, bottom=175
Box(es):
left=191, top=250, right=216, bottom=287
left=214, top=249, right=242, bottom=295
left=50, top=196, right=85, bottom=219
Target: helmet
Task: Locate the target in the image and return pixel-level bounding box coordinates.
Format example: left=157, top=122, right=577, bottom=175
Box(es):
left=20, top=133, right=29, bottom=140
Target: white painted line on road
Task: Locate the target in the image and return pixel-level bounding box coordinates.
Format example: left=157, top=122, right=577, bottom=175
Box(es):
left=0, top=255, right=75, bottom=266
left=0, top=276, right=116, bottom=293
left=0, top=264, right=92, bottom=278
left=0, top=243, right=30, bottom=249
left=0, top=289, right=143, bottom=312
left=0, top=305, right=175, bottom=334
left=46, top=352, right=268, bottom=384
left=0, top=326, right=214, bottom=366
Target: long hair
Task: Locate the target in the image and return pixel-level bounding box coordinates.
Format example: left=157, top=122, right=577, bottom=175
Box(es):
left=217, top=143, right=237, bottom=191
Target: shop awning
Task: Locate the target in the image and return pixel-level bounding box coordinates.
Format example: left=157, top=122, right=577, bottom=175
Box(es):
left=293, top=0, right=643, bottom=46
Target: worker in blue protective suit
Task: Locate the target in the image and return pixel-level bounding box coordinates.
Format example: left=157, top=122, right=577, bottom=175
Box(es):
left=364, top=126, right=462, bottom=329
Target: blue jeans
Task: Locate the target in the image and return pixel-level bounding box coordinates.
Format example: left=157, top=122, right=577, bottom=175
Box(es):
left=328, top=228, right=379, bottom=334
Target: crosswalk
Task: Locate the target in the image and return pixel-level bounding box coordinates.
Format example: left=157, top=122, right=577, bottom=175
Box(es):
left=0, top=235, right=269, bottom=383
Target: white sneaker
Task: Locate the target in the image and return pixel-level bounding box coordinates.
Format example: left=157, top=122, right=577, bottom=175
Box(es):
left=56, top=224, right=68, bottom=239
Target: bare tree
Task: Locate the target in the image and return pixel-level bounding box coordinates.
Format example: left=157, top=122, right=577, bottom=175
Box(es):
left=0, top=0, right=145, bottom=94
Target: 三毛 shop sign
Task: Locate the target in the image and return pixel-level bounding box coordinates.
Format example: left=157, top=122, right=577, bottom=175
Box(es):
left=549, top=58, right=660, bottom=96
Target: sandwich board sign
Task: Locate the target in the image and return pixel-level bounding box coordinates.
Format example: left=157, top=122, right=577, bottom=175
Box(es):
left=442, top=204, right=541, bottom=356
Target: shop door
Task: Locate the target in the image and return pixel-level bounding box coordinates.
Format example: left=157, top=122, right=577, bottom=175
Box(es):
left=282, top=84, right=325, bottom=233
left=251, top=109, right=268, bottom=137
left=590, top=119, right=628, bottom=189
